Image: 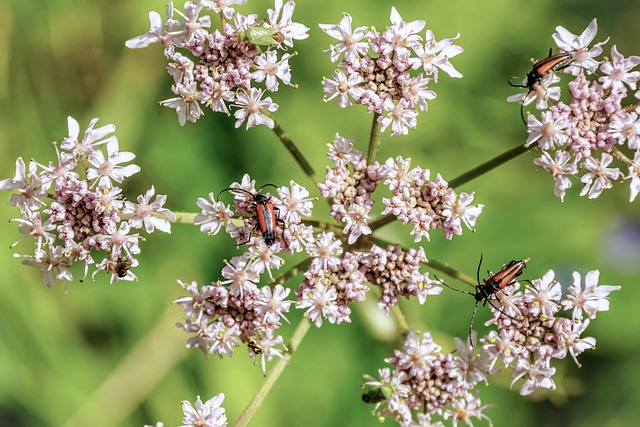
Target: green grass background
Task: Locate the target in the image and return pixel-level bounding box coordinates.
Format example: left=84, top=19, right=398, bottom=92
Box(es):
left=1, top=0, right=639, bottom=426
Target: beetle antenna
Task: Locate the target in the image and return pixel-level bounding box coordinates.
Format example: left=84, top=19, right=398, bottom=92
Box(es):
left=217, top=186, right=253, bottom=202
left=476, top=253, right=483, bottom=286
left=468, top=301, right=479, bottom=346
left=258, top=183, right=278, bottom=192
left=433, top=275, right=474, bottom=296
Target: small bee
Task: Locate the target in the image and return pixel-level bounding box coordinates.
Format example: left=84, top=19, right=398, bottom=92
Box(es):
left=106, top=255, right=132, bottom=278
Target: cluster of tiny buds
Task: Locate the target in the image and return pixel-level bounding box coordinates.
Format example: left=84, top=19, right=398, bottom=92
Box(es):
left=126, top=0, right=309, bottom=128
left=0, top=116, right=175, bottom=288
left=508, top=18, right=640, bottom=202
left=319, top=134, right=484, bottom=243
left=144, top=393, right=228, bottom=427
left=363, top=268, right=619, bottom=427
left=320, top=7, right=463, bottom=136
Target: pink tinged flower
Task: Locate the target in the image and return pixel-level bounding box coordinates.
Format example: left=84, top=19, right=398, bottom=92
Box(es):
left=343, top=204, right=372, bottom=244
left=277, top=181, right=313, bottom=223
left=199, top=77, right=234, bottom=114
left=267, top=0, right=310, bottom=48
left=411, top=30, right=463, bottom=82
left=553, top=18, right=608, bottom=75
left=599, top=45, right=640, bottom=93
left=37, top=144, right=79, bottom=188
left=161, top=73, right=204, bottom=126
left=124, top=186, right=175, bottom=233
left=442, top=192, right=484, bottom=234
left=252, top=51, right=294, bottom=92
left=319, top=12, right=370, bottom=62
left=255, top=284, right=292, bottom=325
left=579, top=152, right=622, bottom=199
left=201, top=0, right=247, bottom=20
left=0, top=157, right=49, bottom=211
left=220, top=256, right=260, bottom=298
left=609, top=111, right=640, bottom=149
left=21, top=247, right=73, bottom=288
left=99, top=222, right=141, bottom=256
left=248, top=241, right=284, bottom=280
left=449, top=332, right=492, bottom=385
left=562, top=320, right=596, bottom=367
left=382, top=7, right=426, bottom=57
left=511, top=358, right=556, bottom=396
left=167, top=52, right=195, bottom=84
left=442, top=392, right=493, bottom=427
left=183, top=320, right=236, bottom=357
left=60, top=116, right=116, bottom=158
left=174, top=280, right=217, bottom=325
left=627, top=151, right=640, bottom=202
left=526, top=111, right=569, bottom=150
left=233, top=88, right=278, bottom=129
left=10, top=212, right=55, bottom=253
left=175, top=2, right=211, bottom=42
left=379, top=98, right=417, bottom=136
left=404, top=76, right=436, bottom=112
left=533, top=150, right=578, bottom=201
left=297, top=282, right=338, bottom=327
left=180, top=394, right=227, bottom=427
left=524, top=269, right=562, bottom=319
left=379, top=156, right=413, bottom=190
left=194, top=193, right=234, bottom=235
left=282, top=223, right=313, bottom=254
left=86, top=139, right=140, bottom=188
left=322, top=70, right=364, bottom=107
left=250, top=333, right=288, bottom=375
left=125, top=11, right=165, bottom=48
left=561, top=270, right=620, bottom=320
left=393, top=330, right=441, bottom=376
left=481, top=329, right=520, bottom=371
left=306, top=231, right=343, bottom=270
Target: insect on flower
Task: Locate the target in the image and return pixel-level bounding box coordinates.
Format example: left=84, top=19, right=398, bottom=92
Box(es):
left=509, top=49, right=573, bottom=121
left=217, top=184, right=284, bottom=246
left=105, top=255, right=133, bottom=278
left=511, top=50, right=573, bottom=91
left=437, top=254, right=529, bottom=343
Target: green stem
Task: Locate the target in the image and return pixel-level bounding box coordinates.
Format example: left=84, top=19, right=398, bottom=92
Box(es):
left=390, top=305, right=410, bottom=337
left=234, top=318, right=312, bottom=427
left=368, top=214, right=395, bottom=232
left=367, top=112, right=382, bottom=165
left=270, top=116, right=317, bottom=184
left=171, top=211, right=197, bottom=224
left=449, top=143, right=532, bottom=189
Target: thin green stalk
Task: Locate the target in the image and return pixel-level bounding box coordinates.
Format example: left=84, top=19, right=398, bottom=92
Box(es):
left=390, top=305, right=410, bottom=337
left=367, top=112, right=382, bottom=165
left=171, top=211, right=197, bottom=224
left=234, top=318, right=312, bottom=427
left=368, top=214, right=395, bottom=232
left=449, top=143, right=532, bottom=188
left=270, top=116, right=317, bottom=184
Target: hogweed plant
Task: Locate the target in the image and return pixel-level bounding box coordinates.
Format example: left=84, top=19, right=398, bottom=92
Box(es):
left=1, top=2, right=634, bottom=427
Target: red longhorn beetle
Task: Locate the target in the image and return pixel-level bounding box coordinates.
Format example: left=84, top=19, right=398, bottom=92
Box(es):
left=437, top=254, right=529, bottom=344
left=509, top=49, right=573, bottom=122
left=217, top=184, right=283, bottom=246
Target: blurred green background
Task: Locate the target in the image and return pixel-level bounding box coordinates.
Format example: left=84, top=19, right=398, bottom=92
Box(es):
left=1, top=0, right=639, bottom=426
